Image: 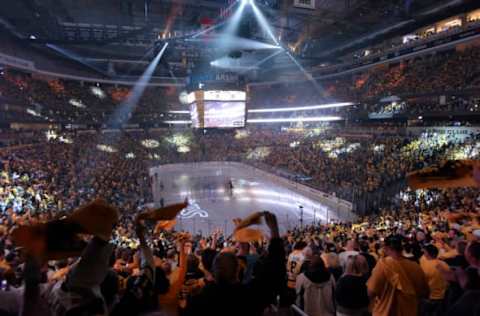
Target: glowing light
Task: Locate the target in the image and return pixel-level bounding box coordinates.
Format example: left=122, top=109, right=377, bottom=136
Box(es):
left=191, top=21, right=227, bottom=38
left=290, top=141, right=300, bottom=148
left=328, top=143, right=361, bottom=158
left=168, top=110, right=190, bottom=114
left=27, top=108, right=41, bottom=117
left=96, top=144, right=117, bottom=153
left=163, top=120, right=192, bottom=124
left=204, top=90, right=246, bottom=101
left=141, top=139, right=160, bottom=148
left=248, top=102, right=353, bottom=113
left=235, top=129, right=250, bottom=139
left=240, top=50, right=284, bottom=73
left=69, top=99, right=86, bottom=109
left=246, top=147, right=271, bottom=160
left=165, top=133, right=191, bottom=147
left=177, top=145, right=191, bottom=153
left=247, top=116, right=343, bottom=123
left=223, top=0, right=247, bottom=40
left=126, top=152, right=136, bottom=159
left=45, top=130, right=58, bottom=141
left=59, top=136, right=73, bottom=144
left=90, top=86, right=106, bottom=99
left=373, top=144, right=385, bottom=153
left=148, top=153, right=161, bottom=160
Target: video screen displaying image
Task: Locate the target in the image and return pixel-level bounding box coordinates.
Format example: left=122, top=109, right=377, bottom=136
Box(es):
left=203, top=101, right=246, bottom=128
left=188, top=90, right=246, bottom=128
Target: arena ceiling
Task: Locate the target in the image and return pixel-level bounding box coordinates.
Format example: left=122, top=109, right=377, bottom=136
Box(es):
left=0, top=0, right=479, bottom=81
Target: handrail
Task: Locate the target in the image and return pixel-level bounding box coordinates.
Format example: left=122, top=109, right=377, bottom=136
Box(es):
left=291, top=304, right=310, bottom=316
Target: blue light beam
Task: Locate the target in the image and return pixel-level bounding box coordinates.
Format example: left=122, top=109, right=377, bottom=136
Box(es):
left=107, top=42, right=168, bottom=128
left=250, top=1, right=279, bottom=45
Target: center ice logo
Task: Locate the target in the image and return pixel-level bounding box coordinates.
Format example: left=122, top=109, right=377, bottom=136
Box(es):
left=179, top=199, right=208, bottom=218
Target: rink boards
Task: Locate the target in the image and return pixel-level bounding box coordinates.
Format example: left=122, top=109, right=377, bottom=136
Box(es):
left=150, top=161, right=355, bottom=234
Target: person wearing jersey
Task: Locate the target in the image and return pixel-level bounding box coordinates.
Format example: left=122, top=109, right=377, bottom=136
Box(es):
left=287, top=241, right=307, bottom=289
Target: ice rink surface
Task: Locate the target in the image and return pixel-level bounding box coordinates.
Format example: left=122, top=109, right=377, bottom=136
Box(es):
left=151, top=162, right=352, bottom=235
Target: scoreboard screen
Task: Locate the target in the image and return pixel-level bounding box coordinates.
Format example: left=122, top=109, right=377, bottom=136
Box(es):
left=188, top=90, right=246, bottom=128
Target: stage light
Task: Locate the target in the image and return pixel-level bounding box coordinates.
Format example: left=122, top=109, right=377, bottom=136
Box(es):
left=247, top=116, right=343, bottom=123
left=248, top=102, right=353, bottom=113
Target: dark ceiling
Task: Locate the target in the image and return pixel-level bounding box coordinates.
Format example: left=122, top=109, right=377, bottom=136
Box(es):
left=0, top=0, right=479, bottom=81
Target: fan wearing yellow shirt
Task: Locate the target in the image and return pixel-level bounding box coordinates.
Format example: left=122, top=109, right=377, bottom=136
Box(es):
left=367, top=235, right=429, bottom=316
left=419, top=244, right=450, bottom=316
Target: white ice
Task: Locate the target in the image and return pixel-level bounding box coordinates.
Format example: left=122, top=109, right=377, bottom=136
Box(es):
left=150, top=162, right=352, bottom=235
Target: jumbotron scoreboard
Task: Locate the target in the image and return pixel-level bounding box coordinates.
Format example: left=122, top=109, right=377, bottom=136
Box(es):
left=183, top=90, right=247, bottom=128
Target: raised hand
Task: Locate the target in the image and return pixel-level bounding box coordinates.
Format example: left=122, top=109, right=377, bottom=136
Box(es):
left=264, top=211, right=279, bottom=239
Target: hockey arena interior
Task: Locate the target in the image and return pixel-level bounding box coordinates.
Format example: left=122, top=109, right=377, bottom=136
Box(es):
left=1, top=1, right=480, bottom=315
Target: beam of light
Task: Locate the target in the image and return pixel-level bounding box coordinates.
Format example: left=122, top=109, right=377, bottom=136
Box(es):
left=249, top=0, right=324, bottom=95
left=240, top=49, right=284, bottom=73
left=247, top=116, right=343, bottom=123
left=168, top=110, right=190, bottom=114
left=290, top=28, right=308, bottom=53
left=187, top=35, right=280, bottom=50
left=191, top=0, right=238, bottom=38
left=191, top=20, right=227, bottom=38
left=163, top=120, right=192, bottom=124
left=248, top=102, right=353, bottom=113
left=249, top=0, right=324, bottom=98
left=46, top=44, right=107, bottom=75
left=163, top=1, right=184, bottom=38
left=285, top=50, right=324, bottom=93
left=210, top=46, right=282, bottom=70
left=250, top=0, right=279, bottom=45
left=223, top=0, right=248, bottom=38
left=107, top=42, right=168, bottom=127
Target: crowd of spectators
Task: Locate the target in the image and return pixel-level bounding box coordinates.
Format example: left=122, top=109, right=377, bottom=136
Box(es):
left=250, top=45, right=480, bottom=109
left=0, top=34, right=480, bottom=316
left=0, top=127, right=474, bottom=206
left=0, top=128, right=479, bottom=315
left=0, top=70, right=182, bottom=127
left=0, top=44, right=479, bottom=130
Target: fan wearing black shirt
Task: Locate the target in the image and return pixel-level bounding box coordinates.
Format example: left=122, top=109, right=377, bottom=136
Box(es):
left=335, top=255, right=370, bottom=316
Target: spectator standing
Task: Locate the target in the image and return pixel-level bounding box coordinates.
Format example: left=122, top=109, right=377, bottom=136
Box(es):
left=296, top=255, right=336, bottom=316
left=339, top=240, right=359, bottom=270
left=367, top=235, right=429, bottom=316
left=419, top=244, right=449, bottom=316
left=335, top=255, right=370, bottom=316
